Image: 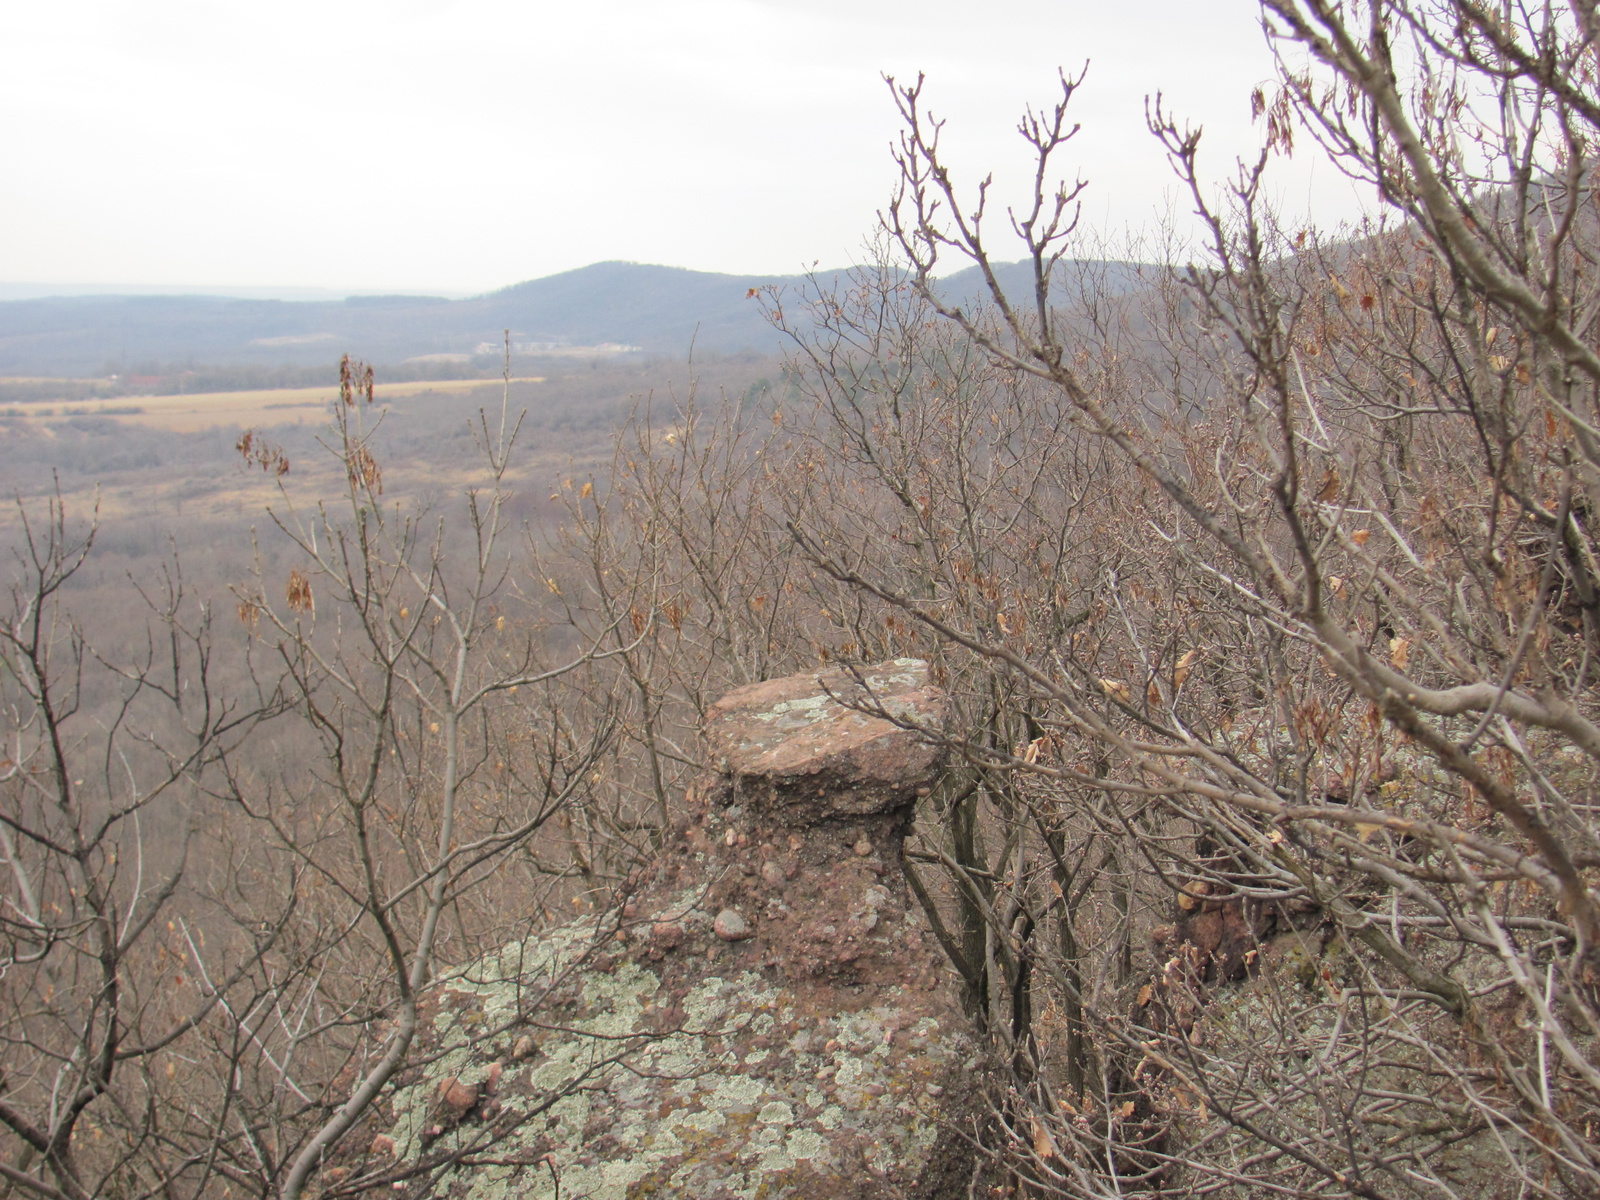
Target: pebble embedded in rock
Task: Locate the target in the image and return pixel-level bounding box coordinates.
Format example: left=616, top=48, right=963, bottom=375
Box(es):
left=437, top=1077, right=479, bottom=1118
left=760, top=861, right=786, bottom=887
left=714, top=908, right=753, bottom=941
left=853, top=837, right=874, bottom=857
left=512, top=1035, right=537, bottom=1060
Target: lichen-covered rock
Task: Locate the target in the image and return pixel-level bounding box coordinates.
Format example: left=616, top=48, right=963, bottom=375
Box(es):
left=376, top=660, right=976, bottom=1200
left=703, top=657, right=948, bottom=824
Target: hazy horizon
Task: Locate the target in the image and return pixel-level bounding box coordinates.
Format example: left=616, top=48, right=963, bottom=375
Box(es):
left=0, top=259, right=829, bottom=304
left=0, top=252, right=1152, bottom=305
left=2, top=1, right=1373, bottom=296
left=0, top=282, right=474, bottom=303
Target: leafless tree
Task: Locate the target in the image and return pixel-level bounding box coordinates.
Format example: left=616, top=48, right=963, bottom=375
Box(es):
left=776, top=1, right=1600, bottom=1191
left=1, top=352, right=638, bottom=1200
left=227, top=355, right=631, bottom=1200
left=0, top=491, right=282, bottom=1200
left=584, top=3, right=1600, bottom=1196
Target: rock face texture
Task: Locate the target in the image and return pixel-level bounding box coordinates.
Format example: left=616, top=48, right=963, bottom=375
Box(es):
left=376, top=659, right=976, bottom=1200
left=702, top=656, right=947, bottom=823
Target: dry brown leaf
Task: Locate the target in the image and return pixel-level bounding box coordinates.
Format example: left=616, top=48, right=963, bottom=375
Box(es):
left=1389, top=637, right=1411, bottom=669
left=1173, top=648, right=1199, bottom=689
left=347, top=445, right=382, bottom=494
left=286, top=569, right=313, bottom=615
left=1137, top=983, right=1154, bottom=1007
left=1030, top=1115, right=1057, bottom=1160
left=1177, top=879, right=1209, bottom=911
left=1099, top=678, right=1131, bottom=704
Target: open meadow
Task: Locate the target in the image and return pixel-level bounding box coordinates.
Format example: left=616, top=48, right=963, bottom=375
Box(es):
left=0, top=353, right=779, bottom=709
left=0, top=356, right=774, bottom=527
left=0, top=375, right=548, bottom=432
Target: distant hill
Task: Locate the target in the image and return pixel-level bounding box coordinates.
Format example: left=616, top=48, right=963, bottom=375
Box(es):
left=0, top=259, right=1150, bottom=378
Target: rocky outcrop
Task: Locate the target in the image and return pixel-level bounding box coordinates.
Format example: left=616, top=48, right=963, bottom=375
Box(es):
left=372, top=659, right=977, bottom=1200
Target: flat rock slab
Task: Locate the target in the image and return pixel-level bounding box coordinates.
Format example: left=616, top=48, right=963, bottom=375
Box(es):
left=705, top=658, right=947, bottom=822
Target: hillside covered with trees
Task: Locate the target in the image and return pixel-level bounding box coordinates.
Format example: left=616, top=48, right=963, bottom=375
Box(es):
left=4, top=1, right=1600, bottom=1197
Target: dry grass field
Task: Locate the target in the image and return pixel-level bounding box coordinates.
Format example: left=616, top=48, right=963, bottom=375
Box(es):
left=0, top=376, right=546, bottom=432
left=0, top=357, right=778, bottom=543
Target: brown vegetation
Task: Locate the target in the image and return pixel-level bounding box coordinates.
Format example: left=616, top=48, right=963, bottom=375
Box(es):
left=6, top=2, right=1600, bottom=1197
left=0, top=352, right=777, bottom=1199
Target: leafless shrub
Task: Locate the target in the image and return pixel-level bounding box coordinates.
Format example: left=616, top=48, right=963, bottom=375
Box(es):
left=566, top=3, right=1600, bottom=1196
left=0, top=352, right=643, bottom=1200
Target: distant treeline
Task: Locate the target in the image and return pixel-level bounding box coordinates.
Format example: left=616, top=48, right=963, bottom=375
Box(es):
left=0, top=259, right=1148, bottom=378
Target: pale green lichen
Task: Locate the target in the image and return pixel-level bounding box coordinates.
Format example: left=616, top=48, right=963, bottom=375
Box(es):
left=786, top=1128, right=827, bottom=1160
left=381, top=903, right=966, bottom=1200
left=750, top=694, right=833, bottom=723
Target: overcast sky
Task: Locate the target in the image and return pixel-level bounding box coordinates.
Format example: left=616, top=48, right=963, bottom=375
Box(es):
left=0, top=0, right=1368, bottom=295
